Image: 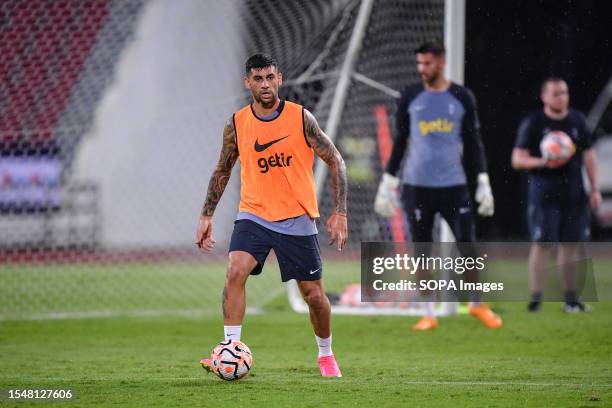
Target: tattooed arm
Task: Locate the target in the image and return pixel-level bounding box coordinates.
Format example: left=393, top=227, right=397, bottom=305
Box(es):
left=303, top=109, right=348, bottom=250
left=196, top=117, right=239, bottom=251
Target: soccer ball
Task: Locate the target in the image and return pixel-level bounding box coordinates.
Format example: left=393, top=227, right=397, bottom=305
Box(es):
left=540, top=130, right=575, bottom=161
left=211, top=340, right=253, bottom=381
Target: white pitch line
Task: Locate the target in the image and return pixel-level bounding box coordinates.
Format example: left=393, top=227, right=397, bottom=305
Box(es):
left=399, top=380, right=612, bottom=388
left=0, top=307, right=265, bottom=321
left=1, top=377, right=610, bottom=388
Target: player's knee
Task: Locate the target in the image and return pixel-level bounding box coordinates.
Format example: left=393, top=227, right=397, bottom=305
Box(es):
left=226, top=262, right=249, bottom=287
left=534, top=241, right=554, bottom=251
left=302, top=287, right=327, bottom=309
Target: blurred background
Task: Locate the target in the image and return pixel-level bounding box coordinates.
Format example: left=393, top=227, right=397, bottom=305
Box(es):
left=0, top=0, right=610, bottom=320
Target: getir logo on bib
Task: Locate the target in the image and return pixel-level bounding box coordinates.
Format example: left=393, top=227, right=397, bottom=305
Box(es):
left=254, top=135, right=293, bottom=173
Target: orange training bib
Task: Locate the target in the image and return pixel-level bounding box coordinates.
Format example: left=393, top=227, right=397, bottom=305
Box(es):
left=233, top=100, right=319, bottom=221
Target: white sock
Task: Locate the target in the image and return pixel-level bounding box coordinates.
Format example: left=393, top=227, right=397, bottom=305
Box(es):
left=224, top=325, right=241, bottom=341
left=424, top=301, right=436, bottom=318
left=315, top=334, right=333, bottom=357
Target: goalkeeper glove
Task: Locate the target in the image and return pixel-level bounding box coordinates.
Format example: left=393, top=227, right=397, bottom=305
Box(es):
left=475, top=172, right=494, bottom=217
left=374, top=173, right=400, bottom=217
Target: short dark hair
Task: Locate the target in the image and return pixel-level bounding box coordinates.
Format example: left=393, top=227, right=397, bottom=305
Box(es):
left=245, top=53, right=278, bottom=75
left=540, top=76, right=566, bottom=93
left=414, top=40, right=445, bottom=56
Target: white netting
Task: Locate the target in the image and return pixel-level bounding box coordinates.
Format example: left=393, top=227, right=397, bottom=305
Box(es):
left=0, top=0, right=447, bottom=320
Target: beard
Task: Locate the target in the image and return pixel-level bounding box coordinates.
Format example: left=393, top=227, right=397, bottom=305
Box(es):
left=421, top=71, right=440, bottom=85
left=254, top=91, right=276, bottom=109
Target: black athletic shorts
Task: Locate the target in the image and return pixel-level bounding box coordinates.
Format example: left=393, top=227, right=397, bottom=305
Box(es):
left=527, top=187, right=590, bottom=242
left=228, top=219, right=323, bottom=282
left=401, top=184, right=476, bottom=243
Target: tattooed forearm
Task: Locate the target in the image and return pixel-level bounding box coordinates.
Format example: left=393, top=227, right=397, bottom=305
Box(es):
left=201, top=118, right=239, bottom=216
left=303, top=109, right=347, bottom=215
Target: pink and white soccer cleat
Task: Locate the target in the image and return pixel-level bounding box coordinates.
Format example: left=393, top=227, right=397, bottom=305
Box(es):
left=200, top=357, right=216, bottom=374
left=318, top=354, right=342, bottom=377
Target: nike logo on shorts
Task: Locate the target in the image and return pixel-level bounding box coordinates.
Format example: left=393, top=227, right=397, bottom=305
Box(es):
left=254, top=135, right=289, bottom=152
left=309, top=268, right=320, bottom=275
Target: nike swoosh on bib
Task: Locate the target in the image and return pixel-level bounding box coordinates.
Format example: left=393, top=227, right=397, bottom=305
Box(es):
left=254, top=135, right=289, bottom=152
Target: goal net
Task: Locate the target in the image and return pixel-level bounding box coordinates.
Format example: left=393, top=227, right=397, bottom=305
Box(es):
left=0, top=0, right=456, bottom=320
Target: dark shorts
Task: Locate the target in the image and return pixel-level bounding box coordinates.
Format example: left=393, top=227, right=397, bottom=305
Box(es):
left=401, top=184, right=476, bottom=243
left=527, top=193, right=590, bottom=242
left=228, top=219, right=323, bottom=282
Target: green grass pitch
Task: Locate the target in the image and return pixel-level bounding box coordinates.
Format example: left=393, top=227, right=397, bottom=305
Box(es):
left=1, top=261, right=611, bottom=407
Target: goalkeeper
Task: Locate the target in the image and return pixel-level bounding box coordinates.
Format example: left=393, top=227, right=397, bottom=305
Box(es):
left=374, top=40, right=501, bottom=330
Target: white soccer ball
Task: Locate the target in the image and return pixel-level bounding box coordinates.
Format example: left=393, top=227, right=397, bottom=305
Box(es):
left=211, top=340, right=253, bottom=381
left=540, top=130, right=576, bottom=161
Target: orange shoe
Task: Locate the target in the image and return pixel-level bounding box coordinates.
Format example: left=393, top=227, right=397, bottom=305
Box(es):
left=412, top=316, right=438, bottom=331
left=468, top=304, right=502, bottom=328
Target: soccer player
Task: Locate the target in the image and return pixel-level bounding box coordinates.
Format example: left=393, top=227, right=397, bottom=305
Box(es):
left=511, top=77, right=601, bottom=313
left=196, top=54, right=347, bottom=377
left=374, top=40, right=501, bottom=330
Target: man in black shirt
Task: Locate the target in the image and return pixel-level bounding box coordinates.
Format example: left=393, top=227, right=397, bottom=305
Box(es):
left=512, top=77, right=601, bottom=313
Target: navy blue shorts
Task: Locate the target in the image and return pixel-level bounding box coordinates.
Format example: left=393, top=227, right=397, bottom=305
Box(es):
left=228, top=219, right=323, bottom=282
left=527, top=194, right=590, bottom=242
